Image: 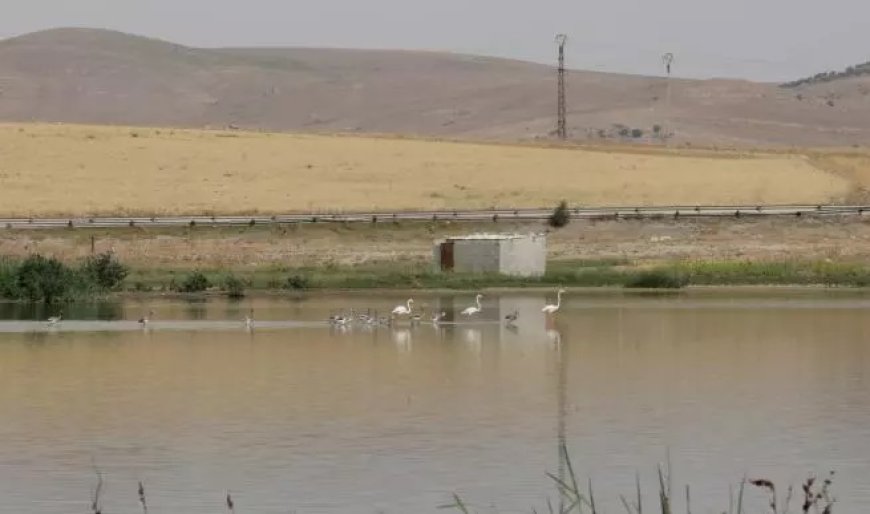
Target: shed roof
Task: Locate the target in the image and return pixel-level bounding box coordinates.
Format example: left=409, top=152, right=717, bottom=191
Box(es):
left=443, top=233, right=541, bottom=241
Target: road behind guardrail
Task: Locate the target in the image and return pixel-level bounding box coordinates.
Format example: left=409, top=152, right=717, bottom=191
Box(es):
left=1, top=204, right=868, bottom=230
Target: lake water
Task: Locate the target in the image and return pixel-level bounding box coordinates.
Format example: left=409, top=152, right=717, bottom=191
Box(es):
left=1, top=290, right=869, bottom=514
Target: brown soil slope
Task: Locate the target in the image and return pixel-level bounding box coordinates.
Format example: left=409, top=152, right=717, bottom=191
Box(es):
left=1, top=28, right=869, bottom=147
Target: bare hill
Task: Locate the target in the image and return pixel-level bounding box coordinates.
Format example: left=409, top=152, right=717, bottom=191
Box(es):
left=1, top=28, right=868, bottom=147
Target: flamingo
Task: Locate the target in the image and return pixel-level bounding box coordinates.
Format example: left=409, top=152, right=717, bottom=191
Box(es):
left=505, top=310, right=519, bottom=325
left=47, top=314, right=62, bottom=326
left=542, top=288, right=566, bottom=315
left=138, top=310, right=154, bottom=327
left=391, top=299, right=414, bottom=317
left=431, top=311, right=447, bottom=323
left=461, top=294, right=483, bottom=316
left=244, top=309, right=254, bottom=330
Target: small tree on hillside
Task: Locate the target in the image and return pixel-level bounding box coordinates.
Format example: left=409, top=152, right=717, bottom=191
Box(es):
left=549, top=201, right=571, bottom=228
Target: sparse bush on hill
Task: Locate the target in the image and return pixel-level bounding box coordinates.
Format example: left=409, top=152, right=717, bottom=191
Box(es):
left=548, top=201, right=571, bottom=228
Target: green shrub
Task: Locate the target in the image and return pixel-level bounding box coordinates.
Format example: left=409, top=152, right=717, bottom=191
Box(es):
left=284, top=274, right=310, bottom=290
left=0, top=259, right=20, bottom=298
left=178, top=271, right=211, bottom=293
left=15, top=255, right=75, bottom=303
left=548, top=200, right=571, bottom=228
left=82, top=252, right=129, bottom=290
left=131, top=281, right=150, bottom=292
left=223, top=274, right=246, bottom=298
left=624, top=269, right=688, bottom=289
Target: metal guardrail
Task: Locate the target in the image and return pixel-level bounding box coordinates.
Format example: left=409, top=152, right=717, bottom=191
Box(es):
left=0, top=204, right=868, bottom=230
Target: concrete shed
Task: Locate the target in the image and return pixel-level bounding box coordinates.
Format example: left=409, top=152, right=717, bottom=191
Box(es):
left=433, top=233, right=546, bottom=277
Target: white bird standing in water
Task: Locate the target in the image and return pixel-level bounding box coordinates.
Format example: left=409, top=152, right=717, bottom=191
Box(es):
left=244, top=309, right=254, bottom=330
left=461, top=294, right=483, bottom=316
left=47, top=314, right=62, bottom=326
left=431, top=311, right=447, bottom=323
left=542, top=289, right=566, bottom=315
left=392, top=299, right=414, bottom=317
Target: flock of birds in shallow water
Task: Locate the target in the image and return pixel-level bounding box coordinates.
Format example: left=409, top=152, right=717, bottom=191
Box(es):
left=326, top=288, right=567, bottom=329
left=42, top=288, right=568, bottom=331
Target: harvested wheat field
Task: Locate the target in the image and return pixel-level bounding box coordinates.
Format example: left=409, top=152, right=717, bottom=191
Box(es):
left=0, top=123, right=857, bottom=216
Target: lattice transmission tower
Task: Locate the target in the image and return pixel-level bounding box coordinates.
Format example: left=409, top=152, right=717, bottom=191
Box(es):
left=555, top=34, right=568, bottom=140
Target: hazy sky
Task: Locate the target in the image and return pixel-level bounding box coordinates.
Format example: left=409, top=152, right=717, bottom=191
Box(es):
left=5, top=0, right=869, bottom=81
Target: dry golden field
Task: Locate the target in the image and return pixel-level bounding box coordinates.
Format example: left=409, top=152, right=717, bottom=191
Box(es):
left=0, top=123, right=860, bottom=217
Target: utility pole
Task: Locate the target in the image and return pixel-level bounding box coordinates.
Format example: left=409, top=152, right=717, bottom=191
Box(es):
left=555, top=34, right=568, bottom=140
left=661, top=52, right=674, bottom=141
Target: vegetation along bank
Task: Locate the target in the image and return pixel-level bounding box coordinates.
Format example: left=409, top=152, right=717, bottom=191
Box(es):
left=5, top=252, right=870, bottom=304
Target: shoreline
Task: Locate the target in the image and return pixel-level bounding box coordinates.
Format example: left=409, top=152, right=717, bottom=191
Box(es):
left=8, top=251, right=870, bottom=304
left=108, top=283, right=870, bottom=300
left=7, top=217, right=870, bottom=301
left=116, top=259, right=870, bottom=296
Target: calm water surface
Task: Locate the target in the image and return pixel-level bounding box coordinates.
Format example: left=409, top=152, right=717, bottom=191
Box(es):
left=1, top=291, right=869, bottom=513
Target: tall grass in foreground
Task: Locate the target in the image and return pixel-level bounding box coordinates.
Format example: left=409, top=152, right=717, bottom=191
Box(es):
left=440, top=442, right=836, bottom=514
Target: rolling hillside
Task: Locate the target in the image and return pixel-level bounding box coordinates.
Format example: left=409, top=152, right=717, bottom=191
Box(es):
left=0, top=28, right=868, bottom=147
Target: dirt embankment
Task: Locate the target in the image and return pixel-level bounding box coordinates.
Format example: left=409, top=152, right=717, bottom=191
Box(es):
left=2, top=216, right=869, bottom=270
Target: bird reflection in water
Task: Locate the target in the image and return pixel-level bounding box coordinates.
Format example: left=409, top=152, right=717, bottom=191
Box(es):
left=391, top=328, right=412, bottom=353
left=546, top=328, right=562, bottom=349
left=462, top=327, right=482, bottom=355
left=330, top=323, right=352, bottom=336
